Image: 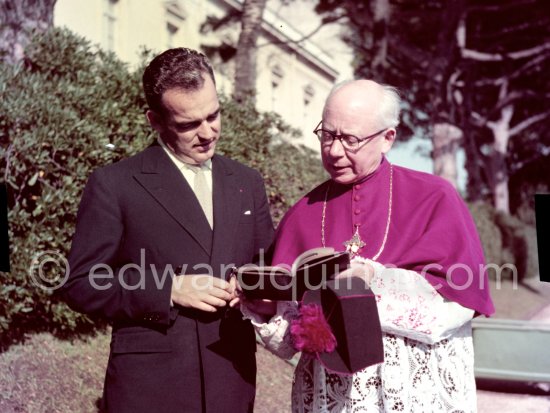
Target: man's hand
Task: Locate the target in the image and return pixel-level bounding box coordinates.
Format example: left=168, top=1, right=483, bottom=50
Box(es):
left=228, top=275, right=240, bottom=308
left=228, top=275, right=276, bottom=319
left=171, top=274, right=233, bottom=312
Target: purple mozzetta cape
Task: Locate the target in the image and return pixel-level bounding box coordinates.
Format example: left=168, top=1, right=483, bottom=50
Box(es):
left=271, top=157, right=495, bottom=316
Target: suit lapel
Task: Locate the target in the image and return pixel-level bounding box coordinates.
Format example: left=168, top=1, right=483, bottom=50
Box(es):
left=210, top=156, right=242, bottom=271
left=133, top=146, right=213, bottom=255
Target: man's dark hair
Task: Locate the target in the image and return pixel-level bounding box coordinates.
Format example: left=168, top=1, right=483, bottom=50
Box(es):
left=142, top=47, right=216, bottom=114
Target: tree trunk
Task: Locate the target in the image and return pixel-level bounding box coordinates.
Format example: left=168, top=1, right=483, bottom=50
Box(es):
left=460, top=71, right=485, bottom=202
left=233, top=0, right=267, bottom=104
left=0, top=0, right=56, bottom=65
left=427, top=1, right=465, bottom=190
left=370, top=0, right=390, bottom=75
left=488, top=104, right=513, bottom=214
left=431, top=122, right=462, bottom=189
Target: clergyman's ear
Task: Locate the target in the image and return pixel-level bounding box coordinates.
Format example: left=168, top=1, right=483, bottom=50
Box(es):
left=381, top=128, right=396, bottom=154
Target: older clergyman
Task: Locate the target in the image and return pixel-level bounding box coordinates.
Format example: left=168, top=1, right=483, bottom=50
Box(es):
left=243, top=79, right=494, bottom=412
left=63, top=48, right=274, bottom=412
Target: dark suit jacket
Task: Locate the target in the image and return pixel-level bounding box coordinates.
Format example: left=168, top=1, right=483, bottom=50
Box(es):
left=63, top=145, right=274, bottom=413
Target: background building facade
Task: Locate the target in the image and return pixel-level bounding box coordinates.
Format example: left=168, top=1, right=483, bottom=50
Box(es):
left=54, top=0, right=339, bottom=150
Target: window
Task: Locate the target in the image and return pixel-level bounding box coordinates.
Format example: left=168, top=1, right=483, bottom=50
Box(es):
left=303, top=84, right=315, bottom=106
left=270, top=64, right=284, bottom=112
left=271, top=64, right=284, bottom=88
left=103, top=0, right=118, bottom=52
left=303, top=84, right=316, bottom=130
left=166, top=22, right=179, bottom=49
left=165, top=1, right=187, bottom=49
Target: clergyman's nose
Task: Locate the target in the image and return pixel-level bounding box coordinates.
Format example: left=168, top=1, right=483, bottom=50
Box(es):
left=328, top=137, right=345, bottom=157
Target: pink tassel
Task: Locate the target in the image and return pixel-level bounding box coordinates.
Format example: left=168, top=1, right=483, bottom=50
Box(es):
left=291, top=303, right=337, bottom=353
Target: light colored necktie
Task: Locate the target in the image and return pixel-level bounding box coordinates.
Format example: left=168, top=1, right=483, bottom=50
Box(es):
left=193, top=166, right=213, bottom=228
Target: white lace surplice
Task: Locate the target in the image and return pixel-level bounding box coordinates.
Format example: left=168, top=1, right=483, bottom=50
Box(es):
left=242, top=258, right=477, bottom=413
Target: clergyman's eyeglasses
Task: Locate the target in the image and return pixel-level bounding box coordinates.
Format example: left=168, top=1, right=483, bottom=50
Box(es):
left=313, top=121, right=387, bottom=151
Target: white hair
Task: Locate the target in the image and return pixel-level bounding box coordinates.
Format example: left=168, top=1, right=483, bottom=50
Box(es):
left=324, top=79, right=401, bottom=129
left=378, top=84, right=401, bottom=129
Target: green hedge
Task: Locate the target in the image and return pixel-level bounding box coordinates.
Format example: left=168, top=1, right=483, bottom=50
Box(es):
left=469, top=202, right=539, bottom=281
left=0, top=29, right=152, bottom=346
left=0, top=28, right=324, bottom=346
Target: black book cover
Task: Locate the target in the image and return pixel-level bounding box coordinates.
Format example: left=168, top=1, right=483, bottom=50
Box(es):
left=236, top=248, right=350, bottom=301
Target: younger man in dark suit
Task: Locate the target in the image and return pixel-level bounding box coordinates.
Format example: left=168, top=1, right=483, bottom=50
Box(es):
left=63, top=48, right=274, bottom=412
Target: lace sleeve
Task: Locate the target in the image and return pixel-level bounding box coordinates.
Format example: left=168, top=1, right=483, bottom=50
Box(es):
left=240, top=300, right=299, bottom=360
left=357, top=258, right=475, bottom=345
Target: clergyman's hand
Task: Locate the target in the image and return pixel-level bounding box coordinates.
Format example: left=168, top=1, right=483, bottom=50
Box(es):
left=245, top=299, right=277, bottom=318
left=335, top=260, right=375, bottom=287
left=171, top=274, right=232, bottom=312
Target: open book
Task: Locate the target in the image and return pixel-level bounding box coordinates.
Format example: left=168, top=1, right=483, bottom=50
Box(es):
left=234, top=247, right=350, bottom=301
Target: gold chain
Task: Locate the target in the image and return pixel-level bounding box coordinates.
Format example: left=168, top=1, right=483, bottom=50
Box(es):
left=321, top=163, right=393, bottom=261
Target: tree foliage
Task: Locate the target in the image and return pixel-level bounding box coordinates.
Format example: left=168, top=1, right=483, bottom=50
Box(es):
left=458, top=0, right=550, bottom=212
left=0, top=28, right=324, bottom=346
left=315, top=0, right=550, bottom=214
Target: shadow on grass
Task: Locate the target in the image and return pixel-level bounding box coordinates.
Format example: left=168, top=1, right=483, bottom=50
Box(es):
left=0, top=315, right=109, bottom=353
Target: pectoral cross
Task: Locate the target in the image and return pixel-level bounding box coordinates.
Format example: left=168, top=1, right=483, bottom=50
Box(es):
left=343, top=225, right=365, bottom=258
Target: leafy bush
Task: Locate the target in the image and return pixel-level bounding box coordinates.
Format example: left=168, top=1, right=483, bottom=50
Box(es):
left=468, top=202, right=503, bottom=271
left=216, top=96, right=326, bottom=223
left=0, top=28, right=153, bottom=347
left=494, top=211, right=538, bottom=282
left=262, top=143, right=327, bottom=223
left=469, top=202, right=539, bottom=281
left=0, top=28, right=324, bottom=346
left=509, top=155, right=550, bottom=226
